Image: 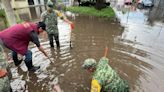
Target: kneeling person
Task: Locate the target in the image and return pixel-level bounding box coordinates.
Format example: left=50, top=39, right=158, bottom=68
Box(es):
left=82, top=57, right=129, bottom=92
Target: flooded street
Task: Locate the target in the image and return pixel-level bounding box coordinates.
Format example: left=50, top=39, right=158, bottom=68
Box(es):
left=8, top=1, right=164, bottom=92
left=112, top=1, right=164, bottom=91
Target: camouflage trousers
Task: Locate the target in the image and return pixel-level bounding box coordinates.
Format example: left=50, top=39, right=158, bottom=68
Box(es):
left=0, top=76, right=10, bottom=92
left=0, top=39, right=11, bottom=92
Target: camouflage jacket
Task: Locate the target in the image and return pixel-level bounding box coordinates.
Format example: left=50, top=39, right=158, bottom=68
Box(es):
left=92, top=57, right=129, bottom=92
left=0, top=44, right=7, bottom=71
left=0, top=44, right=11, bottom=92
left=41, top=10, right=63, bottom=34
left=0, top=76, right=10, bottom=92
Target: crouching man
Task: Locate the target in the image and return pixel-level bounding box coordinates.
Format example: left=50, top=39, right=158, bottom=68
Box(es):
left=0, top=22, right=48, bottom=72
left=82, top=57, right=129, bottom=92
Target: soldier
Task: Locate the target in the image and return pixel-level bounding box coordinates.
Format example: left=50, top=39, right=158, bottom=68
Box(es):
left=0, top=40, right=11, bottom=92
left=41, top=0, right=72, bottom=48
left=82, top=57, right=129, bottom=92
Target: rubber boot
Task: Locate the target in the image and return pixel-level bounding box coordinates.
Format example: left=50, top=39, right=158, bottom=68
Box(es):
left=25, top=60, right=40, bottom=72
left=50, top=42, right=54, bottom=47
left=56, top=40, right=60, bottom=48
left=12, top=51, right=22, bottom=66
left=28, top=66, right=40, bottom=72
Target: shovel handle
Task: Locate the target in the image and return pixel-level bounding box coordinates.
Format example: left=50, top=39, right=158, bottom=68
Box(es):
left=47, top=56, right=54, bottom=63
left=104, top=46, right=108, bottom=57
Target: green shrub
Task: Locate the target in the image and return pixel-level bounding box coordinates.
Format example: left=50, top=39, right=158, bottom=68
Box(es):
left=0, top=9, right=5, bottom=17
left=67, top=6, right=115, bottom=18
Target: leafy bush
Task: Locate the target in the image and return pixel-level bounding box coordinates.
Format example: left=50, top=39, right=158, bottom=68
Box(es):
left=67, top=6, right=115, bottom=18
left=0, top=9, right=5, bottom=17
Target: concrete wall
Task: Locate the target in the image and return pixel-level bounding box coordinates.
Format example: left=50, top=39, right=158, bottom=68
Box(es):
left=0, top=0, right=4, bottom=9
left=11, top=0, right=29, bottom=9
left=0, top=0, right=29, bottom=9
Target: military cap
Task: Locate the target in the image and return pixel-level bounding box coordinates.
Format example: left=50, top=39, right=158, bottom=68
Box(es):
left=82, top=58, right=97, bottom=69
left=47, top=0, right=54, bottom=8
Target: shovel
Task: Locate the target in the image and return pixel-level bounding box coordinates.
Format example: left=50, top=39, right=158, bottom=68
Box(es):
left=70, top=23, right=74, bottom=48
left=47, top=56, right=54, bottom=63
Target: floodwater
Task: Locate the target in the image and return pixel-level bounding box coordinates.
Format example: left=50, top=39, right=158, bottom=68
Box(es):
left=8, top=1, right=164, bottom=92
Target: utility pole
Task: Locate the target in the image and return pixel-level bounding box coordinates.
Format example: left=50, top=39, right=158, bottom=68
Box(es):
left=1, top=0, right=16, bottom=26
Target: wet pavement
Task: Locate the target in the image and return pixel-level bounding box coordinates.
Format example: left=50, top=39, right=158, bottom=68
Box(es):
left=7, top=1, right=164, bottom=92
left=111, top=1, right=164, bottom=92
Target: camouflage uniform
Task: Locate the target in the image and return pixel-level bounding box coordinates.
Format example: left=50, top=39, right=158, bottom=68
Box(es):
left=83, top=57, right=129, bottom=92
left=41, top=1, right=64, bottom=47
left=41, top=10, right=59, bottom=35
left=0, top=41, right=11, bottom=92
left=93, top=57, right=129, bottom=92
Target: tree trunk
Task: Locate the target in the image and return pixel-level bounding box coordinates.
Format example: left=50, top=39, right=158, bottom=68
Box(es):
left=1, top=0, right=16, bottom=26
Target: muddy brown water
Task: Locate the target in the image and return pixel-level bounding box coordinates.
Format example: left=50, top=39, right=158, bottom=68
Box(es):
left=10, top=15, right=124, bottom=92
left=5, top=3, right=164, bottom=92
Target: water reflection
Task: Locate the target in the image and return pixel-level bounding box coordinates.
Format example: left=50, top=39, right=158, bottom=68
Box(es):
left=147, top=6, right=164, bottom=25
left=113, top=1, right=164, bottom=91
left=9, top=13, right=125, bottom=91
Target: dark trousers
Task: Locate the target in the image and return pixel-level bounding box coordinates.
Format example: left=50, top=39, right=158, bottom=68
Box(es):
left=12, top=50, right=33, bottom=69
left=48, top=34, right=60, bottom=48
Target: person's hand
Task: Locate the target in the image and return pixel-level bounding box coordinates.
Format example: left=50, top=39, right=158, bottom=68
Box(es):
left=53, top=84, right=62, bottom=92
left=70, top=22, right=74, bottom=30
left=0, top=69, right=7, bottom=78
left=42, top=31, right=48, bottom=40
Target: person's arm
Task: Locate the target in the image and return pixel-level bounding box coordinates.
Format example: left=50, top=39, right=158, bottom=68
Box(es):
left=30, top=31, right=48, bottom=57
left=55, top=10, right=73, bottom=24
left=38, top=46, right=48, bottom=57
left=63, top=17, right=73, bottom=25
left=53, top=84, right=63, bottom=92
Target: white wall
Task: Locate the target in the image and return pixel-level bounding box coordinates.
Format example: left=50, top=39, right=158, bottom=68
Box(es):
left=40, top=0, right=46, bottom=11
left=0, top=3, right=3, bottom=9
left=11, top=0, right=29, bottom=8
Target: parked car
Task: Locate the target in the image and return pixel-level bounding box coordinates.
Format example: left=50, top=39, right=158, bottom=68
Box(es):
left=137, top=0, right=154, bottom=9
